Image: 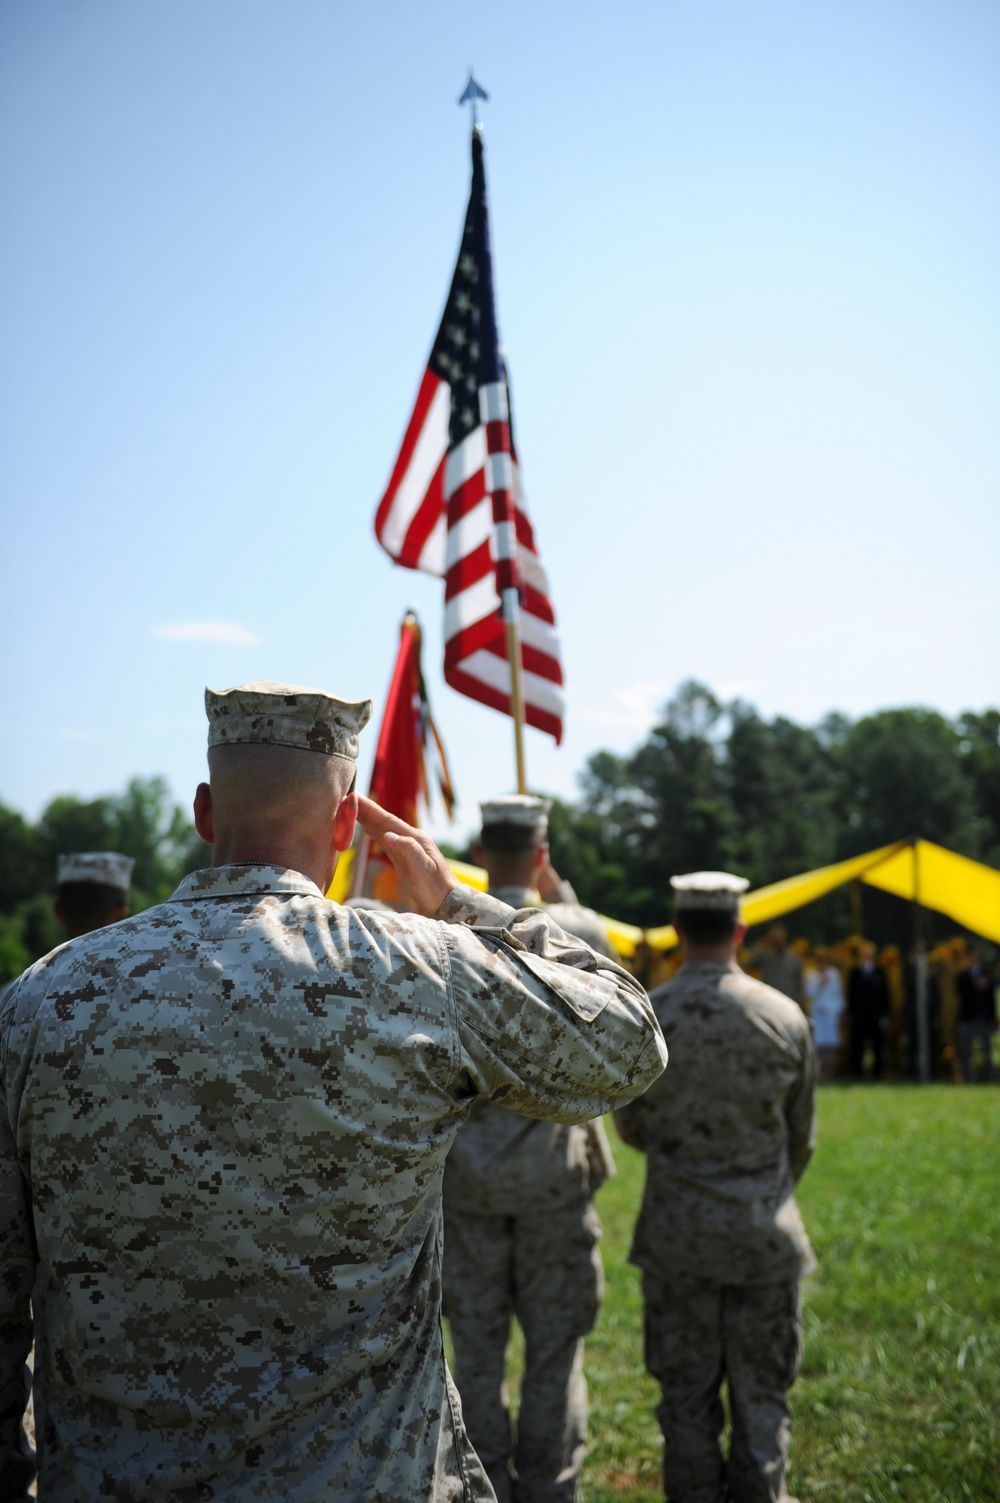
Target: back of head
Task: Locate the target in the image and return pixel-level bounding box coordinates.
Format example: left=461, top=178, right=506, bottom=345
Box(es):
left=56, top=881, right=129, bottom=939
left=670, top=870, right=748, bottom=959
left=208, top=742, right=354, bottom=832
left=675, top=906, right=740, bottom=946
left=55, top=852, right=134, bottom=940
left=477, top=794, right=549, bottom=888
left=201, top=683, right=372, bottom=880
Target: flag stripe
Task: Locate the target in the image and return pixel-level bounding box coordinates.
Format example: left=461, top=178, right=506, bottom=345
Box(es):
left=444, top=540, right=494, bottom=601
left=374, top=373, right=449, bottom=560
left=396, top=455, right=446, bottom=571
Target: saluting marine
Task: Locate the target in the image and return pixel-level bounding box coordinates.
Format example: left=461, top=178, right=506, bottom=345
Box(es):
left=616, top=871, right=816, bottom=1503
left=443, top=794, right=621, bottom=1503
left=0, top=682, right=666, bottom=1502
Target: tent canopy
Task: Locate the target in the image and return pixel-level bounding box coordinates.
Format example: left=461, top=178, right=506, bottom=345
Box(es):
left=645, top=839, right=1000, bottom=953
left=331, top=839, right=1000, bottom=956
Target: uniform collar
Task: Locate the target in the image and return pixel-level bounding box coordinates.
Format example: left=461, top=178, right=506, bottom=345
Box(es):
left=488, top=883, right=542, bottom=908
left=171, top=864, right=328, bottom=902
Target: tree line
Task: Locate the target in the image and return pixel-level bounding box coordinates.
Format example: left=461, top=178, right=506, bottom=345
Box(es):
left=544, top=682, right=1000, bottom=936
left=1, top=686, right=998, bottom=982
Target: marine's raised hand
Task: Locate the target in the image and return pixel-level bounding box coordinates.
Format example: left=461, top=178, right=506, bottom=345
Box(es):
left=356, top=796, right=459, bottom=915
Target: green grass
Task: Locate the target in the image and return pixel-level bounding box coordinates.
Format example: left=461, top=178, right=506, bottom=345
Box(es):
left=487, top=1087, right=1000, bottom=1502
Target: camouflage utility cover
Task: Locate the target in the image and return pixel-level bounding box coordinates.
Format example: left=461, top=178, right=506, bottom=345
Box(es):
left=56, top=851, right=134, bottom=892
left=616, top=961, right=816, bottom=1285
left=205, top=681, right=372, bottom=760
left=0, top=866, right=664, bottom=1502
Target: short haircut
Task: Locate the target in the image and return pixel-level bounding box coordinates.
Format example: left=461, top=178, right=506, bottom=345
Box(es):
left=675, top=906, right=739, bottom=944
left=207, top=742, right=354, bottom=810
left=479, top=822, right=542, bottom=855
left=57, top=881, right=127, bottom=927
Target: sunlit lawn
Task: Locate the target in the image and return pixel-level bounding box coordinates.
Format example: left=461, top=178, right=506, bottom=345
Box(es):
left=484, top=1086, right=999, bottom=1502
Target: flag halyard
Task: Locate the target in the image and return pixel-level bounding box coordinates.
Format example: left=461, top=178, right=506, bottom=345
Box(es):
left=374, top=131, right=564, bottom=745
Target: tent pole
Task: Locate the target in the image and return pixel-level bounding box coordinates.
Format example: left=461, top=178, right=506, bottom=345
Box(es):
left=912, top=841, right=931, bottom=1084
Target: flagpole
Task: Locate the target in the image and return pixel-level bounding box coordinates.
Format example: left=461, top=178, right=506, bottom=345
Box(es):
left=912, top=839, right=931, bottom=1084
left=503, top=597, right=528, bottom=794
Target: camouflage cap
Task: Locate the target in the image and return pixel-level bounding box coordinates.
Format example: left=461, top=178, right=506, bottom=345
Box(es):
left=205, top=681, right=372, bottom=761
left=670, top=870, right=750, bottom=912
left=480, top=794, right=551, bottom=839
left=57, top=851, right=134, bottom=893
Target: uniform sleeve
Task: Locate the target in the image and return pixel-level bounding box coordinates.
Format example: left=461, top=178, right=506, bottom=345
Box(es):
left=543, top=902, right=619, bottom=962
left=0, top=985, right=37, bottom=1501
left=785, top=1019, right=817, bottom=1184
left=435, top=886, right=667, bottom=1122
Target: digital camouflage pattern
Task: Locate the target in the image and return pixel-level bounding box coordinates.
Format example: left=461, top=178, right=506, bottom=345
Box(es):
left=616, top=961, right=814, bottom=1503
left=443, top=1201, right=599, bottom=1503
left=615, top=961, right=816, bottom=1286
left=643, top=1274, right=802, bottom=1503
left=204, top=681, right=372, bottom=760
left=443, top=884, right=620, bottom=1503
left=56, top=850, right=134, bottom=892
left=0, top=866, right=666, bottom=1503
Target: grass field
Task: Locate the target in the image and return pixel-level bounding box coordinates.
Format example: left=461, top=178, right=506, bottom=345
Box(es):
left=497, top=1086, right=999, bottom=1502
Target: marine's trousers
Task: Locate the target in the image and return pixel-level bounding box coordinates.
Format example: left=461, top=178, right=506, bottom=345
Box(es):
left=642, top=1273, right=802, bottom=1503
left=443, top=1201, right=602, bottom=1503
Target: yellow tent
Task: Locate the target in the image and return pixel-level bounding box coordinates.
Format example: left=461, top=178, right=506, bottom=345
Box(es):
left=331, top=838, right=1000, bottom=955
left=645, top=839, right=1000, bottom=952
left=861, top=840, right=1000, bottom=944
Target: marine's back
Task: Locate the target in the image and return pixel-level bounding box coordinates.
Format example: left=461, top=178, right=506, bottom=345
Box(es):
left=620, top=960, right=816, bottom=1285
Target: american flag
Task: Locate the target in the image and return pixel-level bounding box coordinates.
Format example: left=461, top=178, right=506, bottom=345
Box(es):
left=374, top=130, right=564, bottom=744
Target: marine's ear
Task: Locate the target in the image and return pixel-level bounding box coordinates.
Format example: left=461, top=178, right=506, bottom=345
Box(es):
left=333, top=789, right=358, bottom=853
left=194, top=782, right=214, bottom=845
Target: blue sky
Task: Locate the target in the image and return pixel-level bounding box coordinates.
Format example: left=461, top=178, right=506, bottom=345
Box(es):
left=2, top=0, right=998, bottom=844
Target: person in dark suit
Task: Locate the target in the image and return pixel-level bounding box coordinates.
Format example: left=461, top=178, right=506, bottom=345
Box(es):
left=847, top=942, right=891, bottom=1079
left=957, top=948, right=997, bottom=1082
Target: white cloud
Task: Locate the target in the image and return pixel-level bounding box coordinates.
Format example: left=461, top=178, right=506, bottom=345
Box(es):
left=154, top=621, right=262, bottom=647
left=718, top=679, right=757, bottom=701
left=573, top=680, right=668, bottom=729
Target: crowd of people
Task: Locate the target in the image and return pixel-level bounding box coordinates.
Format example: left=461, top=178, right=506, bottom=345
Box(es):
left=630, top=923, right=998, bottom=1086
left=1, top=679, right=994, bottom=1502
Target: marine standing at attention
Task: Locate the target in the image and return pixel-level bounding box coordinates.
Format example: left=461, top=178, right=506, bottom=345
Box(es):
left=443, top=794, right=620, bottom=1503
left=615, top=872, right=816, bottom=1503
left=0, top=682, right=666, bottom=1503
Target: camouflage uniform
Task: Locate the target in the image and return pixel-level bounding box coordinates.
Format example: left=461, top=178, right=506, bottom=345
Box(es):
left=443, top=882, right=619, bottom=1503
left=616, top=961, right=816, bottom=1503
left=0, top=867, right=666, bottom=1502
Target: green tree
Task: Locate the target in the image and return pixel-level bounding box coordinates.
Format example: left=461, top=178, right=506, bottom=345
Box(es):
left=956, top=710, right=1000, bottom=865
left=0, top=805, right=44, bottom=911
left=836, top=709, right=979, bottom=858
left=547, top=682, right=736, bottom=927
left=725, top=704, right=838, bottom=885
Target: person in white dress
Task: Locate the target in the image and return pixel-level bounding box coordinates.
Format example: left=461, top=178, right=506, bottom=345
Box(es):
left=805, top=947, right=845, bottom=1080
